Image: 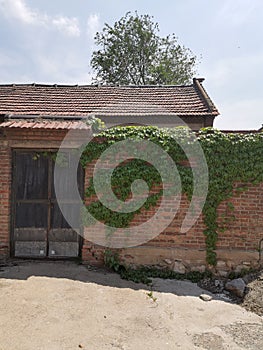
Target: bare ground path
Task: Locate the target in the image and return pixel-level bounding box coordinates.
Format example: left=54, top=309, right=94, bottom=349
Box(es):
left=0, top=261, right=262, bottom=350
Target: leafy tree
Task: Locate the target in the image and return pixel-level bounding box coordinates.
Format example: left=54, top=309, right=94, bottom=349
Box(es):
left=91, top=12, right=198, bottom=85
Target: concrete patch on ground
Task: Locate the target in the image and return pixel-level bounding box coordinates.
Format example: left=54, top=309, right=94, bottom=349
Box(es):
left=0, top=261, right=262, bottom=350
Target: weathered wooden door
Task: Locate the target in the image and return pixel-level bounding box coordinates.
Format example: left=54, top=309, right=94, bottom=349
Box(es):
left=12, top=150, right=83, bottom=258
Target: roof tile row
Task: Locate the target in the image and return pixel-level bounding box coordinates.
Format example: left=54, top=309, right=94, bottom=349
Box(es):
left=0, top=120, right=89, bottom=130
left=0, top=80, right=219, bottom=118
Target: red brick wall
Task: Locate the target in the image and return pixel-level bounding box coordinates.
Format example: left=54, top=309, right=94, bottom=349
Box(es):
left=217, top=182, right=263, bottom=251
left=0, top=139, right=11, bottom=258
left=82, top=160, right=263, bottom=274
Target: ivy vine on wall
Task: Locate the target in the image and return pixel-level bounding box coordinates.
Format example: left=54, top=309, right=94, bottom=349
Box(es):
left=81, top=126, right=263, bottom=266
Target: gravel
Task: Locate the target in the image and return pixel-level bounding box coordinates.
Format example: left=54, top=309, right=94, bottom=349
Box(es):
left=241, top=270, right=263, bottom=316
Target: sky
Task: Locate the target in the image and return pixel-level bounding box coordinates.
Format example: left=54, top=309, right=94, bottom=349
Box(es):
left=0, top=0, right=262, bottom=130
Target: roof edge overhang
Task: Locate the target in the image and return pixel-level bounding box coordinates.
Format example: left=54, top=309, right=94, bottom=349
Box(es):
left=1, top=112, right=219, bottom=120
left=0, top=117, right=91, bottom=131
left=4, top=114, right=86, bottom=120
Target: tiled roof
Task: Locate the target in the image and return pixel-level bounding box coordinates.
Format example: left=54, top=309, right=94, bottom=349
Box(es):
left=0, top=119, right=90, bottom=130
left=0, top=78, right=219, bottom=118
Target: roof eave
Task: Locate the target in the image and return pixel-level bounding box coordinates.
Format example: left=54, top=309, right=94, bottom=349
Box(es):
left=193, top=78, right=220, bottom=116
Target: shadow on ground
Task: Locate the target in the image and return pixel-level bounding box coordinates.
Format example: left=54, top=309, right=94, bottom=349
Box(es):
left=0, top=259, right=220, bottom=299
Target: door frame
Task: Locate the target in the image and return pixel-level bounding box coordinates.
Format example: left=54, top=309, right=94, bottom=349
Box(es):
left=10, top=148, right=84, bottom=259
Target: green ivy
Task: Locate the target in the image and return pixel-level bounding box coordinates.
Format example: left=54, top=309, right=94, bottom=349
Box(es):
left=81, top=126, right=263, bottom=266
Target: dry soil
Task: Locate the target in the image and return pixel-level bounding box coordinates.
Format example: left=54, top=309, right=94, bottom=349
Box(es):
left=0, top=261, right=262, bottom=350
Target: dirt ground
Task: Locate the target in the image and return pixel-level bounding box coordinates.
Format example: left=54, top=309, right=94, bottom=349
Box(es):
left=241, top=270, right=263, bottom=316
left=0, top=261, right=262, bottom=350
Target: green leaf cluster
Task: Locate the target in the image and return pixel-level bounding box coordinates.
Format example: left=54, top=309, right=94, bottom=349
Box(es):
left=91, top=12, right=197, bottom=85
left=81, top=126, right=263, bottom=266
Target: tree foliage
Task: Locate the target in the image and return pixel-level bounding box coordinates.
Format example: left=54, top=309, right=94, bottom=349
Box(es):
left=91, top=12, right=198, bottom=85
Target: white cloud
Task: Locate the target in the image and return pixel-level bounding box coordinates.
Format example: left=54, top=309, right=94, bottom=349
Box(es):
left=217, top=0, right=258, bottom=26
left=0, top=0, right=80, bottom=36
left=214, top=98, right=263, bottom=130
left=0, top=47, right=93, bottom=84
left=35, top=55, right=93, bottom=85
left=201, top=51, right=263, bottom=130
left=202, top=52, right=263, bottom=90
left=0, top=0, right=47, bottom=25
left=0, top=52, right=17, bottom=66
left=87, top=14, right=100, bottom=40
left=52, top=16, right=80, bottom=37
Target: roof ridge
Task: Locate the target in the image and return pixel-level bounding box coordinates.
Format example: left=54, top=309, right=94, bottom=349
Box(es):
left=0, top=83, right=194, bottom=88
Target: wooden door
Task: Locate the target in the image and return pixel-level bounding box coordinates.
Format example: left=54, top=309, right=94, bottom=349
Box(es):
left=12, top=150, right=83, bottom=258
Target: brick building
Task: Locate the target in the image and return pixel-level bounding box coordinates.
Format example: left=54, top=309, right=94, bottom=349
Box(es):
left=0, top=78, right=262, bottom=274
